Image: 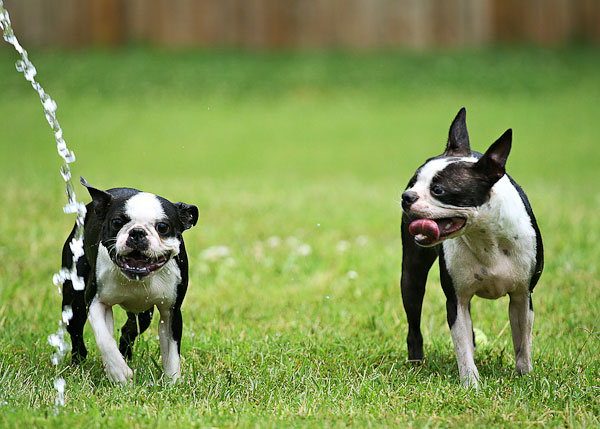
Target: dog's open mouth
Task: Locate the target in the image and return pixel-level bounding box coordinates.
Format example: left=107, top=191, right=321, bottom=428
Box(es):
left=116, top=250, right=170, bottom=279
left=408, top=217, right=466, bottom=246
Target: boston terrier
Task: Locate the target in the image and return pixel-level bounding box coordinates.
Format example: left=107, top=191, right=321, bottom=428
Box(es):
left=400, top=108, right=543, bottom=388
left=61, top=177, right=198, bottom=384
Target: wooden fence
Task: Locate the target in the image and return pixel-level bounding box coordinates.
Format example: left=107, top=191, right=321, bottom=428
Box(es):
left=3, top=0, right=600, bottom=49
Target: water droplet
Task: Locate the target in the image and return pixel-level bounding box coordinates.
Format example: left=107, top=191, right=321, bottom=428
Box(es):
left=2, top=2, right=87, bottom=408
left=61, top=306, right=73, bottom=323
left=60, top=165, right=71, bottom=181
left=42, top=94, right=57, bottom=113
left=54, top=378, right=66, bottom=393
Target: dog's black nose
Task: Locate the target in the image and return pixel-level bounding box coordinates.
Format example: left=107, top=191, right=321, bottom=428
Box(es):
left=126, top=228, right=148, bottom=250
left=401, top=191, right=419, bottom=210
left=129, top=228, right=146, bottom=240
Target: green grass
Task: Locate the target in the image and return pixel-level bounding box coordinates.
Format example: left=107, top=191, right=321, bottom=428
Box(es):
left=0, top=46, right=599, bottom=427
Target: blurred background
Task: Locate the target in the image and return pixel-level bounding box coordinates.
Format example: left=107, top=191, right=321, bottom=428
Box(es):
left=0, top=1, right=598, bottom=253
left=3, top=0, right=600, bottom=49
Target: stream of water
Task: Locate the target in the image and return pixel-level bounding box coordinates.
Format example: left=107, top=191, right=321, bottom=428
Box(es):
left=0, top=0, right=86, bottom=409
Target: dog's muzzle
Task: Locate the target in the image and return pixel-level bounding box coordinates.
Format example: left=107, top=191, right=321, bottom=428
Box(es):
left=116, top=250, right=171, bottom=279
left=408, top=217, right=466, bottom=246
left=126, top=227, right=149, bottom=251
left=401, top=190, right=419, bottom=211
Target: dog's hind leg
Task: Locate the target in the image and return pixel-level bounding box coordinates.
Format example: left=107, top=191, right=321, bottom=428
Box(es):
left=138, top=308, right=154, bottom=334
left=62, top=274, right=88, bottom=364
left=509, top=291, right=534, bottom=375
left=401, top=215, right=438, bottom=362
left=119, top=312, right=138, bottom=360
left=119, top=309, right=154, bottom=360
left=61, top=226, right=90, bottom=364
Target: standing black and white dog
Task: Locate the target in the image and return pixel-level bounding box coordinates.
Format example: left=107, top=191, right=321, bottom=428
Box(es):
left=400, top=108, right=543, bottom=388
left=61, top=177, right=198, bottom=384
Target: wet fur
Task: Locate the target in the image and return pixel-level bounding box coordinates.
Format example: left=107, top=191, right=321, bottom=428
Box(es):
left=61, top=178, right=197, bottom=384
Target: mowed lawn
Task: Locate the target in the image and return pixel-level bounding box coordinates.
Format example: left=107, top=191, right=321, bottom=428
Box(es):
left=0, top=46, right=599, bottom=427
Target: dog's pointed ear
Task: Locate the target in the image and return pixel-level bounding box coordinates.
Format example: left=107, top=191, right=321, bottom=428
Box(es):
left=80, top=176, right=112, bottom=219
left=444, top=107, right=471, bottom=157
left=475, top=129, right=512, bottom=184
left=175, top=202, right=199, bottom=231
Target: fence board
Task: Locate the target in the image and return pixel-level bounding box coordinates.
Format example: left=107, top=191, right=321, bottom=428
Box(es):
left=580, top=0, right=600, bottom=42
left=1, top=0, right=598, bottom=49
left=90, top=0, right=123, bottom=45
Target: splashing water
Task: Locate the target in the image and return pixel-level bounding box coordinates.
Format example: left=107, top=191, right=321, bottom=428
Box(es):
left=0, top=1, right=86, bottom=409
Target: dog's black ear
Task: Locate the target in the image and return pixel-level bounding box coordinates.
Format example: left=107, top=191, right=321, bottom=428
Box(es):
left=444, top=107, right=471, bottom=157
left=475, top=129, right=512, bottom=184
left=80, top=176, right=113, bottom=219
left=175, top=202, right=199, bottom=231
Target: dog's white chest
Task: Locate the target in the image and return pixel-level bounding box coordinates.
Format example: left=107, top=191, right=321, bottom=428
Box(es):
left=95, top=244, right=181, bottom=313
left=442, top=177, right=537, bottom=299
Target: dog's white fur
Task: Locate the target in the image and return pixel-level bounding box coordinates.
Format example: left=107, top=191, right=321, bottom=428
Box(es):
left=88, top=192, right=184, bottom=384
left=407, top=158, right=537, bottom=388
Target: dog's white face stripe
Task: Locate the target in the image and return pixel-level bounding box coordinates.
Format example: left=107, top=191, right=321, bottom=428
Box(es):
left=125, top=192, right=165, bottom=225
left=406, top=157, right=478, bottom=221
left=411, top=158, right=452, bottom=196
left=410, top=157, right=477, bottom=204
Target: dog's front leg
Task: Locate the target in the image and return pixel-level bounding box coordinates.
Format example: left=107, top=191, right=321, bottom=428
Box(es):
left=157, top=306, right=181, bottom=382
left=440, top=252, right=479, bottom=388
left=449, top=296, right=480, bottom=389
left=88, top=298, right=133, bottom=384
left=508, top=292, right=534, bottom=375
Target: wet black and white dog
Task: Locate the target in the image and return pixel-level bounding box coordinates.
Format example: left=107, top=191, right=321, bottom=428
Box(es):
left=61, top=178, right=198, bottom=384
left=400, top=108, right=543, bottom=388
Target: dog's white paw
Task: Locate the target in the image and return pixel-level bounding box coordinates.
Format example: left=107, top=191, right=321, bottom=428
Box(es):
left=460, top=371, right=480, bottom=391
left=163, top=361, right=181, bottom=384
left=104, top=356, right=133, bottom=384
left=166, top=371, right=181, bottom=385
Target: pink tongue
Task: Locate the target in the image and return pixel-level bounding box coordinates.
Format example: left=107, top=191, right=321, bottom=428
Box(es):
left=408, top=219, right=440, bottom=241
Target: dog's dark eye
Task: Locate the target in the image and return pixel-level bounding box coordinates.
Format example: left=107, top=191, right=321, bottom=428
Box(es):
left=431, top=184, right=445, bottom=196
left=111, top=218, right=124, bottom=230
left=156, top=222, right=170, bottom=235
